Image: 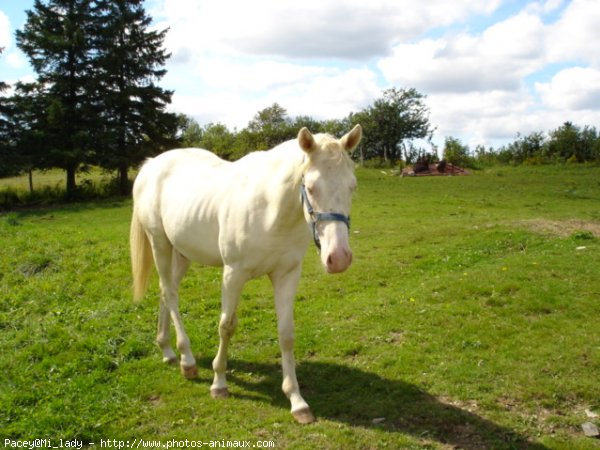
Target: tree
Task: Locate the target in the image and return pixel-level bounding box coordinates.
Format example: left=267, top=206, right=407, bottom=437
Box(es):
left=0, top=48, right=7, bottom=98
left=546, top=122, right=600, bottom=163
left=348, top=109, right=375, bottom=163
left=320, top=118, right=350, bottom=137
left=443, top=136, right=471, bottom=167
left=178, top=114, right=203, bottom=148
left=473, top=144, right=498, bottom=166
left=580, top=126, right=600, bottom=162
left=504, top=131, right=546, bottom=164
left=92, top=0, right=176, bottom=194
left=16, top=0, right=97, bottom=197
left=247, top=103, right=294, bottom=149
left=291, top=115, right=324, bottom=135
left=2, top=82, right=54, bottom=188
left=198, top=123, right=236, bottom=159
left=403, top=142, right=437, bottom=166
left=357, top=88, right=433, bottom=164
left=0, top=47, right=11, bottom=176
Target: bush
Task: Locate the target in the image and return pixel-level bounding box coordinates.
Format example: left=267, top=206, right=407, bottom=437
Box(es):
left=443, top=137, right=480, bottom=169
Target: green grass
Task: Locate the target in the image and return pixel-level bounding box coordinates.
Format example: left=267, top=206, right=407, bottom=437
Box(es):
left=1, top=165, right=599, bottom=449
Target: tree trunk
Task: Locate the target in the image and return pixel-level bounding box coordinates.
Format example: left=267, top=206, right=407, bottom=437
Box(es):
left=66, top=165, right=77, bottom=199
left=28, top=169, right=34, bottom=194
left=119, top=164, right=130, bottom=195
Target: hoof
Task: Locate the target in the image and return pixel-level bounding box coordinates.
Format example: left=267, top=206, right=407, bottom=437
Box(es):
left=164, top=356, right=178, bottom=366
left=210, top=387, right=230, bottom=399
left=292, top=407, right=315, bottom=424
left=181, top=364, right=198, bottom=379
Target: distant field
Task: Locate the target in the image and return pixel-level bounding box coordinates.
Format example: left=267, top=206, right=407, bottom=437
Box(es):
left=0, top=167, right=112, bottom=191
left=1, top=165, right=599, bottom=449
left=0, top=168, right=132, bottom=209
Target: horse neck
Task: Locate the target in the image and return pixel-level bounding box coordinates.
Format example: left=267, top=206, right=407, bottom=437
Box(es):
left=266, top=146, right=306, bottom=229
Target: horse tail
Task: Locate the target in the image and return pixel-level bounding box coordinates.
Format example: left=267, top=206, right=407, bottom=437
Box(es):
left=130, top=209, right=153, bottom=302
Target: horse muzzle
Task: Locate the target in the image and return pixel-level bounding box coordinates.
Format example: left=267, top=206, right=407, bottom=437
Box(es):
left=325, top=246, right=353, bottom=273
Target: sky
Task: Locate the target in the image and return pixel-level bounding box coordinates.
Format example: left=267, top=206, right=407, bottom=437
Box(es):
left=1, top=0, right=600, bottom=150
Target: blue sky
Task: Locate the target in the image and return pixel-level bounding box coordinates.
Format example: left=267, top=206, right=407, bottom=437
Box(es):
left=2, top=0, right=600, bottom=150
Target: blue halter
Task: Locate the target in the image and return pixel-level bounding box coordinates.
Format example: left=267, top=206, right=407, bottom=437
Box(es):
left=300, top=182, right=351, bottom=251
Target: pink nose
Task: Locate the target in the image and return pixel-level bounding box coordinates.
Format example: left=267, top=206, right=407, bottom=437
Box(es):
left=326, top=248, right=353, bottom=273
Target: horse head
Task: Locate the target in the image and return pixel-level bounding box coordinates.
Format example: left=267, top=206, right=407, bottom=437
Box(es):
left=298, top=125, right=362, bottom=274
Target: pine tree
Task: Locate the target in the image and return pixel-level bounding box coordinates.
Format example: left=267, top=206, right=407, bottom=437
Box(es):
left=92, top=0, right=176, bottom=194
left=0, top=50, right=14, bottom=177
left=3, top=82, right=53, bottom=187
left=16, top=0, right=97, bottom=197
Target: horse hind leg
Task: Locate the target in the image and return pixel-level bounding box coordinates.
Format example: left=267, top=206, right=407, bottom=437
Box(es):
left=151, top=238, right=197, bottom=378
left=157, top=300, right=177, bottom=365
left=156, top=250, right=191, bottom=365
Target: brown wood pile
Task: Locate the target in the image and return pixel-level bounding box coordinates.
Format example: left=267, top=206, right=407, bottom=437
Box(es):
left=401, top=160, right=469, bottom=177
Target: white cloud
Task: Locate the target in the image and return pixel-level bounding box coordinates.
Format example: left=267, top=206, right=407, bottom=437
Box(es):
left=536, top=67, right=600, bottom=110
left=155, top=0, right=503, bottom=61
left=197, top=59, right=337, bottom=93
left=268, top=67, right=380, bottom=120
left=526, top=0, right=566, bottom=15
left=428, top=89, right=535, bottom=143
left=546, top=0, right=600, bottom=66
left=0, top=11, right=11, bottom=49
left=167, top=65, right=379, bottom=129
left=479, top=11, right=545, bottom=60
left=5, top=51, right=26, bottom=69
left=169, top=91, right=256, bottom=128
left=378, top=12, right=546, bottom=94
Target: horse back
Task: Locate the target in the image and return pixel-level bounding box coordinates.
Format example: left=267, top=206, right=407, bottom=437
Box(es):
left=133, top=148, right=229, bottom=265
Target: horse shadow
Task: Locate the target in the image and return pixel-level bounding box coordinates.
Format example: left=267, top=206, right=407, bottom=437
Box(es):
left=196, top=357, right=548, bottom=450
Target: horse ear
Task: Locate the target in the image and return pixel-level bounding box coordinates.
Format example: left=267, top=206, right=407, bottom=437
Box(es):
left=341, top=124, right=362, bottom=152
left=298, top=127, right=317, bottom=154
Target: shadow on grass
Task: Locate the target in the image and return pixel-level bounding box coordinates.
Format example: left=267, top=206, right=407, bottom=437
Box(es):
left=197, top=357, right=548, bottom=450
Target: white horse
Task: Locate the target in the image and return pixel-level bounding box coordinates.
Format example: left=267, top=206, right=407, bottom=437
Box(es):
left=130, top=125, right=362, bottom=423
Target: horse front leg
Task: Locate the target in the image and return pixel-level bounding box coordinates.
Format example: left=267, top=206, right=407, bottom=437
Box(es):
left=270, top=265, right=315, bottom=424
left=211, top=265, right=247, bottom=398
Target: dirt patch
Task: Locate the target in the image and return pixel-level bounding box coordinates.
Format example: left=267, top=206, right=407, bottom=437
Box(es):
left=518, top=219, right=600, bottom=237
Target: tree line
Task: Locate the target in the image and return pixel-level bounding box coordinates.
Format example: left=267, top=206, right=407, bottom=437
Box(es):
left=178, top=108, right=600, bottom=171
left=439, top=122, right=600, bottom=169
left=177, top=87, right=433, bottom=165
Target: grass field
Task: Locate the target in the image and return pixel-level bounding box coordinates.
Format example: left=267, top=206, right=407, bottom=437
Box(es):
left=1, top=165, right=599, bottom=449
left=0, top=168, right=127, bottom=209
left=0, top=167, right=127, bottom=191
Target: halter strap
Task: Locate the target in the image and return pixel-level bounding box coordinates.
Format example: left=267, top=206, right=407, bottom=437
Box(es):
left=300, top=182, right=350, bottom=251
